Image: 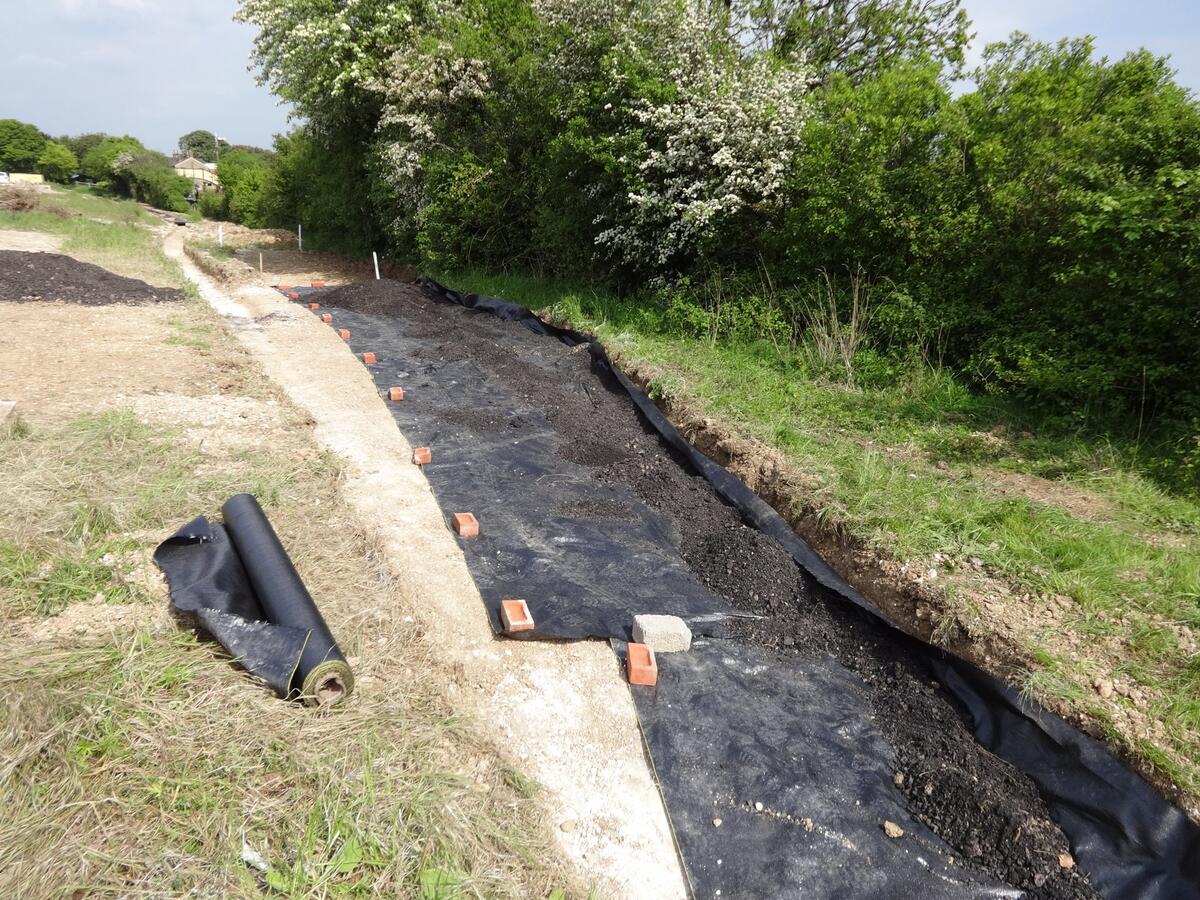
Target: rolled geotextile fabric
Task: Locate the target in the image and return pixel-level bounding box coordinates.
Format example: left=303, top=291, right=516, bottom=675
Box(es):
left=220, top=493, right=354, bottom=706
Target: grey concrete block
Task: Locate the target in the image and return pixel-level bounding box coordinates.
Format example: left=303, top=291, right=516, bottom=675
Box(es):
left=632, top=614, right=692, bottom=653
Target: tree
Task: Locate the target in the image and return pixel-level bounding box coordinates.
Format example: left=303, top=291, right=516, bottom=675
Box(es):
left=730, top=0, right=970, bottom=82
left=0, top=119, right=47, bottom=172
left=81, top=135, right=145, bottom=185
left=36, top=141, right=78, bottom=182
left=177, top=129, right=229, bottom=162
left=59, top=132, right=107, bottom=164
left=179, top=129, right=216, bottom=161
left=216, top=148, right=272, bottom=226
left=236, top=0, right=430, bottom=131
left=112, top=148, right=193, bottom=211
left=946, top=35, right=1200, bottom=418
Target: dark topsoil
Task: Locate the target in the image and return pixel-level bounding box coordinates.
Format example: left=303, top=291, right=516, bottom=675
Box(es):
left=0, top=250, right=183, bottom=304
left=321, top=280, right=1097, bottom=899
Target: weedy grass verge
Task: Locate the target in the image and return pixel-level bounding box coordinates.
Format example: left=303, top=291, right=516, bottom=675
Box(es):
left=441, top=267, right=1200, bottom=814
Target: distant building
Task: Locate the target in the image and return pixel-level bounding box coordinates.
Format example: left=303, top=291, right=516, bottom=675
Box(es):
left=174, top=156, right=220, bottom=192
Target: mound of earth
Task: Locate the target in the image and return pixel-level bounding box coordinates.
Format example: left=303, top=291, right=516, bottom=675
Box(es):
left=315, top=279, right=416, bottom=317
left=0, top=250, right=183, bottom=305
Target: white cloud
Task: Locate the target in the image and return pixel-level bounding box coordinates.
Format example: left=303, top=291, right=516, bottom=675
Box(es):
left=13, top=52, right=69, bottom=70
left=54, top=0, right=162, bottom=14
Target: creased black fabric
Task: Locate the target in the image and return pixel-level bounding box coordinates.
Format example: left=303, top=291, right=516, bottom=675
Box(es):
left=317, top=302, right=738, bottom=643
left=154, top=494, right=349, bottom=700
left=415, top=278, right=1200, bottom=900
left=627, top=637, right=1020, bottom=900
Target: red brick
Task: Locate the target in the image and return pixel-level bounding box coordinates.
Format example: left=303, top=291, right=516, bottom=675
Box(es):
left=338, top=329, right=351, bottom=341
left=321, top=314, right=333, bottom=324
left=308, top=302, right=320, bottom=310
left=389, top=386, right=405, bottom=401
left=500, top=598, right=535, bottom=633
left=627, top=643, right=657, bottom=686
left=311, top=281, right=326, bottom=288
left=362, top=352, right=377, bottom=365
left=287, top=292, right=300, bottom=300
left=412, top=446, right=431, bottom=465
left=452, top=512, right=479, bottom=537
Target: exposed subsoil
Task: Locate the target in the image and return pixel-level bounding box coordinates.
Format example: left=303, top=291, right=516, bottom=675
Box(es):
left=318, top=280, right=1097, bottom=899
left=0, top=250, right=183, bottom=304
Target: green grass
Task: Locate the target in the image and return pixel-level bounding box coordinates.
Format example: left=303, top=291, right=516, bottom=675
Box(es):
left=165, top=314, right=215, bottom=350
left=0, top=410, right=288, bottom=622
left=440, top=267, right=1200, bottom=800
left=0, top=186, right=188, bottom=289
left=49, top=183, right=158, bottom=225
left=1, top=631, right=555, bottom=897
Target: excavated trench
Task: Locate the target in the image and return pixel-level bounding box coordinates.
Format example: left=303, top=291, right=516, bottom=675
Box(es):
left=274, top=277, right=1200, bottom=900
left=288, top=278, right=1196, bottom=899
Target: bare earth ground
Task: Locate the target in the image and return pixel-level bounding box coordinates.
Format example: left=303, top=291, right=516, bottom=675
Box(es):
left=0, top=228, right=62, bottom=252
left=1, top=256, right=582, bottom=894
left=0, top=301, right=252, bottom=427
left=184, top=218, right=411, bottom=286
left=164, top=231, right=688, bottom=898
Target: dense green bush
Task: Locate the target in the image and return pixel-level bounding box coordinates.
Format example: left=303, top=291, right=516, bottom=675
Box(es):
left=211, top=148, right=271, bottom=227
left=36, top=141, right=78, bottom=182
left=198, top=190, right=227, bottom=219
left=951, top=40, right=1200, bottom=424
left=256, top=130, right=384, bottom=255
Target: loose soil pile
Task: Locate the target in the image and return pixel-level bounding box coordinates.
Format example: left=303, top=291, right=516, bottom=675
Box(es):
left=319, top=280, right=1097, bottom=899
left=0, top=250, right=183, bottom=305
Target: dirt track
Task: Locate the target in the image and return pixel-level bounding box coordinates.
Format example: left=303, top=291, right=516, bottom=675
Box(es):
left=164, top=232, right=688, bottom=899
left=315, top=279, right=1098, bottom=899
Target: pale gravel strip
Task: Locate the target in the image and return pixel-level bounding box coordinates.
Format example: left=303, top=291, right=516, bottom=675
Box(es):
left=164, top=231, right=688, bottom=900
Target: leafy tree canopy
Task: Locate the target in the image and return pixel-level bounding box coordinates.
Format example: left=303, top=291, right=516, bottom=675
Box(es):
left=178, top=129, right=231, bottom=162
left=36, top=141, right=79, bottom=183
left=730, top=0, right=970, bottom=81
left=0, top=119, right=48, bottom=172
left=81, top=135, right=145, bottom=182
left=58, top=133, right=108, bottom=166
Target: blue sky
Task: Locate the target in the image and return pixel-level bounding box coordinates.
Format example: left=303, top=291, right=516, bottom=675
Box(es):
left=962, top=0, right=1199, bottom=90
left=1, top=1, right=1197, bottom=154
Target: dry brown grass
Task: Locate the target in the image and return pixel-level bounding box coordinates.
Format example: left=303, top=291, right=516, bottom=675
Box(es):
left=0, top=414, right=568, bottom=899
left=0, top=185, right=73, bottom=217
left=0, top=298, right=572, bottom=896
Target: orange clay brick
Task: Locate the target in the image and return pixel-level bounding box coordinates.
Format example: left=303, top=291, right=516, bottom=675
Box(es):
left=311, top=281, right=326, bottom=288
left=363, top=352, right=377, bottom=365
left=338, top=329, right=351, bottom=341
left=321, top=314, right=333, bottom=324
left=287, top=292, right=300, bottom=300
left=389, top=386, right=405, bottom=401
left=451, top=512, right=479, bottom=537
left=309, top=302, right=320, bottom=310
left=412, top=446, right=431, bottom=465
left=500, top=599, right=535, bottom=633
left=627, top=642, right=658, bottom=686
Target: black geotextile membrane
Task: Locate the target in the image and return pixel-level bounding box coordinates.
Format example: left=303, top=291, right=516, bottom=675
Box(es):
left=624, top=637, right=1019, bottom=899
left=294, top=280, right=1199, bottom=899
left=154, top=493, right=353, bottom=703
left=308, top=301, right=738, bottom=643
